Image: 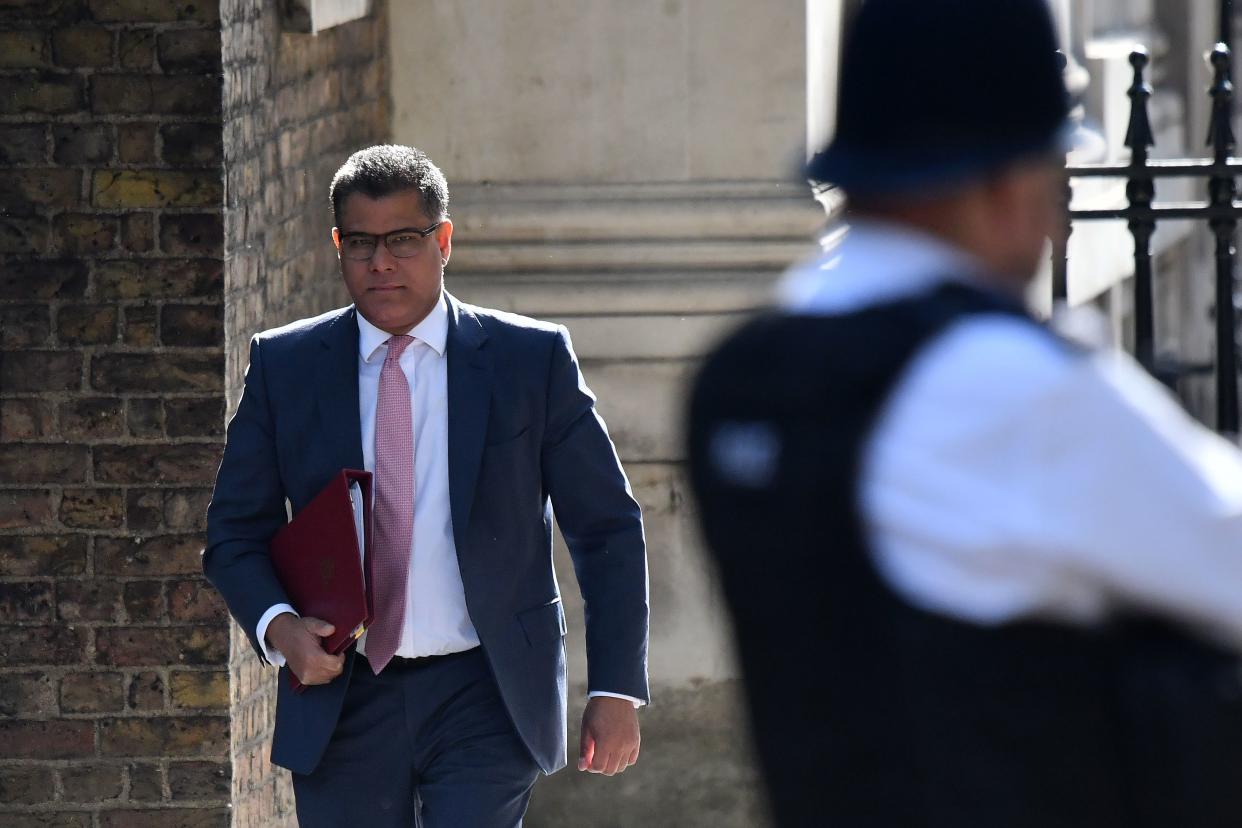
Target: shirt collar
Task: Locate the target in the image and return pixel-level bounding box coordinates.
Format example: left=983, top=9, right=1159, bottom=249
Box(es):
left=357, top=292, right=449, bottom=363
left=777, top=218, right=989, bottom=314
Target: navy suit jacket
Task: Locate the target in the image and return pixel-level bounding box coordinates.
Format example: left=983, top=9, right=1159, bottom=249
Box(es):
left=203, top=293, right=649, bottom=776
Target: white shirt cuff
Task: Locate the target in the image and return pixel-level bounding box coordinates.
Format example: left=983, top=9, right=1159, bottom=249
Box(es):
left=588, top=690, right=645, bottom=708
left=257, top=603, right=298, bottom=667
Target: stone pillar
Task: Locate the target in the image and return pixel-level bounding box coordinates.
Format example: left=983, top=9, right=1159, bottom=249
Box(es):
left=389, top=2, right=827, bottom=824
left=220, top=2, right=389, bottom=826
left=0, top=1, right=230, bottom=825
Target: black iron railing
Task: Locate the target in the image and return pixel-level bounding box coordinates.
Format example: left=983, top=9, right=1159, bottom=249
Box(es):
left=1054, top=0, right=1242, bottom=435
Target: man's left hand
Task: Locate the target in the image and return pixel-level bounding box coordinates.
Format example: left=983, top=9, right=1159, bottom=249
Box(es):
left=578, top=696, right=641, bottom=775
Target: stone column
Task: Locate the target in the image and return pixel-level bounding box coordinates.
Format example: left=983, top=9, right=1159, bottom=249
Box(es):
left=389, top=2, right=827, bottom=824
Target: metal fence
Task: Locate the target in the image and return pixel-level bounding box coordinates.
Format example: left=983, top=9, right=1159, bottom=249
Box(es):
left=1053, top=0, right=1242, bottom=434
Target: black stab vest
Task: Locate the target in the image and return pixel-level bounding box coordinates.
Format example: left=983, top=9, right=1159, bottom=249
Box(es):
left=687, top=281, right=1242, bottom=828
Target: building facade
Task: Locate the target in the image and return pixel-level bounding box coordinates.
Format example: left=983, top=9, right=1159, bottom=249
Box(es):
left=0, top=1, right=1234, bottom=826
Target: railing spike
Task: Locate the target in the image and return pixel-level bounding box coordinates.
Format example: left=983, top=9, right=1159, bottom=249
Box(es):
left=1125, top=48, right=1155, bottom=158
left=1207, top=43, right=1235, bottom=156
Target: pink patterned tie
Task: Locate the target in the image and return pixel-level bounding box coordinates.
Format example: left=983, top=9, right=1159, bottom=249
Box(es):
left=367, top=334, right=415, bottom=673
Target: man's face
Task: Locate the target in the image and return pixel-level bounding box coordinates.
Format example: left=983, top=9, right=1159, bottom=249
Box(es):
left=332, top=189, right=453, bottom=335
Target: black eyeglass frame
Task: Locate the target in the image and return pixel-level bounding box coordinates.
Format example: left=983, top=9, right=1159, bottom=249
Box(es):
left=337, top=221, right=445, bottom=260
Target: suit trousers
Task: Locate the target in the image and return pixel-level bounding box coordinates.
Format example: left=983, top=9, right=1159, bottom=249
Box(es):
left=291, top=647, right=542, bottom=828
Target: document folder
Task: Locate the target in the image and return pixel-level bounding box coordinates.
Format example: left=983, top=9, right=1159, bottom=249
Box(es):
left=269, top=468, right=373, bottom=693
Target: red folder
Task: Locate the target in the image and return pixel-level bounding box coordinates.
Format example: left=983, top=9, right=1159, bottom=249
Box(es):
left=269, top=469, right=373, bottom=693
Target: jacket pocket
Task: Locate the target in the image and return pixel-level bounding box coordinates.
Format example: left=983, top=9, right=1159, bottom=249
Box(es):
left=516, top=597, right=566, bottom=647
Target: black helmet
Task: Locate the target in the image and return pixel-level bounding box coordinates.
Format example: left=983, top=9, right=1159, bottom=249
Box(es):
left=807, top=0, right=1071, bottom=195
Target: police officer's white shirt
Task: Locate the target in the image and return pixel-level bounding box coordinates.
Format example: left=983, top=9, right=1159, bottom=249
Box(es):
left=779, top=219, right=1242, bottom=650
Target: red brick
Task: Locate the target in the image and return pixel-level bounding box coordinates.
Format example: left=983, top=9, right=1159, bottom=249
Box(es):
left=0, top=672, right=57, bottom=717
left=98, top=715, right=228, bottom=758
left=163, top=488, right=212, bottom=530
left=0, top=0, right=86, bottom=20
left=58, top=762, right=124, bottom=802
left=160, top=213, right=223, bottom=256
left=53, top=212, right=117, bottom=255
left=0, top=215, right=49, bottom=253
left=161, top=303, right=222, bottom=346
left=0, top=31, right=50, bottom=69
left=59, top=487, right=124, bottom=529
left=57, top=577, right=124, bottom=621
left=0, top=580, right=53, bottom=621
left=161, top=123, right=222, bottom=165
left=165, top=399, right=224, bottom=438
left=0, top=625, right=87, bottom=665
left=0, top=258, right=87, bottom=301
left=0, top=813, right=90, bottom=828
left=91, top=353, right=223, bottom=394
left=0, top=764, right=55, bottom=804
left=121, top=211, right=154, bottom=252
left=116, top=120, right=157, bottom=162
left=0, top=303, right=51, bottom=346
left=157, top=29, right=220, bottom=74
left=0, top=123, right=48, bottom=164
left=94, top=258, right=222, bottom=300
left=52, top=123, right=113, bottom=163
left=1, top=398, right=57, bottom=439
left=0, top=443, right=90, bottom=484
left=0, top=350, right=82, bottom=391
left=60, top=670, right=124, bottom=712
left=0, top=535, right=87, bottom=576
left=0, top=168, right=81, bottom=209
left=94, top=443, right=222, bottom=483
left=0, top=72, right=84, bottom=115
left=52, top=122, right=112, bottom=163
left=58, top=303, right=118, bottom=344
left=123, top=580, right=165, bottom=622
left=0, top=488, right=57, bottom=529
left=168, top=579, right=225, bottom=622
left=125, top=761, right=162, bottom=801
left=120, top=302, right=157, bottom=346
left=51, top=26, right=113, bottom=68
left=96, top=626, right=226, bottom=667
left=89, top=0, right=220, bottom=23
left=100, top=810, right=229, bottom=828
left=0, top=719, right=94, bottom=759
left=126, top=397, right=164, bottom=437
left=96, top=534, right=202, bottom=575
left=92, top=169, right=222, bottom=208
left=170, top=669, right=227, bottom=710
left=118, top=29, right=155, bottom=70
left=167, top=760, right=229, bottom=800
left=127, top=670, right=165, bottom=710
left=125, top=488, right=163, bottom=532
left=91, top=73, right=221, bottom=115
left=59, top=397, right=124, bottom=438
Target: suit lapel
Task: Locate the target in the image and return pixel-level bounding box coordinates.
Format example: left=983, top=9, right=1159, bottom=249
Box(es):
left=316, top=306, right=365, bottom=473
left=445, top=293, right=492, bottom=553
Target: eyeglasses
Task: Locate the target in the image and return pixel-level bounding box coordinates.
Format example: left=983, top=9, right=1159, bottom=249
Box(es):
left=337, top=221, right=444, bottom=261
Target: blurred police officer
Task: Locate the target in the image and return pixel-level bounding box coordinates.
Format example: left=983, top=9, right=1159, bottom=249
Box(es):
left=688, top=1, right=1242, bottom=826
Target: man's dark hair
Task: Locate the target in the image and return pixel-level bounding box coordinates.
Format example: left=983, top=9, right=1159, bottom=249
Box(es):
left=329, top=144, right=450, bottom=225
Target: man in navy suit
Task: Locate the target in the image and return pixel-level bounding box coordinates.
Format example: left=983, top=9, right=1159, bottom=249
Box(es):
left=204, top=145, right=649, bottom=827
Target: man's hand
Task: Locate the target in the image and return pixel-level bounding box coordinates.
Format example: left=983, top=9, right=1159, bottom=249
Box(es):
left=265, top=613, right=344, bottom=686
left=578, top=696, right=640, bottom=775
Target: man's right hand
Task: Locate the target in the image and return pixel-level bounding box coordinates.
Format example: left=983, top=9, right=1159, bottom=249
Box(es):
left=265, top=613, right=344, bottom=686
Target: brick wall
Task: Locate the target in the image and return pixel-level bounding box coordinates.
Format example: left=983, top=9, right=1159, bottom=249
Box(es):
left=0, top=1, right=230, bottom=827
left=220, top=2, right=389, bottom=825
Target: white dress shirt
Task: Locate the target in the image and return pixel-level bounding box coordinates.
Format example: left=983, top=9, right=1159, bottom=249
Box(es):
left=257, top=295, right=644, bottom=705
left=258, top=294, right=480, bottom=664
left=779, top=219, right=1242, bottom=651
